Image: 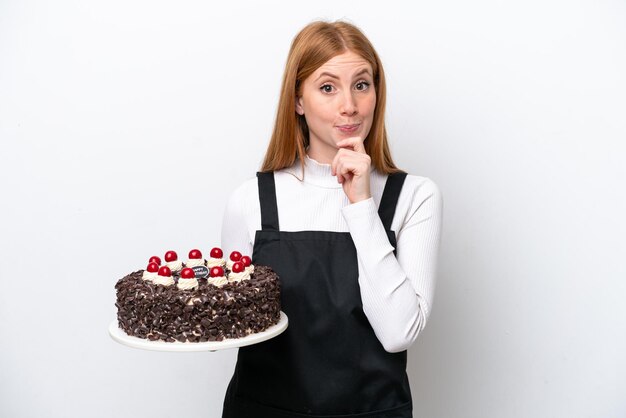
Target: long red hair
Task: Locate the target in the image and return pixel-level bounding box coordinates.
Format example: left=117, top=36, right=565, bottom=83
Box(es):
left=260, top=20, right=402, bottom=177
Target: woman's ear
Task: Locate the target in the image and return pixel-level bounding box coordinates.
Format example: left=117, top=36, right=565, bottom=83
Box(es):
left=295, top=96, right=304, bottom=115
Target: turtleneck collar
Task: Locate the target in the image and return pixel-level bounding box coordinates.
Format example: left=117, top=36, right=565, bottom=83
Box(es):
left=283, top=153, right=374, bottom=189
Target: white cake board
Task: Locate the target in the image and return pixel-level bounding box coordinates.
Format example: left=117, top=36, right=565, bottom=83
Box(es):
left=109, top=311, right=288, bottom=352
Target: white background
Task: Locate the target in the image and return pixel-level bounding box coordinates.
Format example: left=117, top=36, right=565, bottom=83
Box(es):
left=1, top=1, right=625, bottom=417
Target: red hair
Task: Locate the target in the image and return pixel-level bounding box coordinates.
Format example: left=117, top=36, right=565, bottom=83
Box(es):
left=260, top=20, right=402, bottom=177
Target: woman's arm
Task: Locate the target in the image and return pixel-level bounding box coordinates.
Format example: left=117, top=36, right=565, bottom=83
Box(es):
left=220, top=180, right=255, bottom=261
left=341, top=177, right=444, bottom=353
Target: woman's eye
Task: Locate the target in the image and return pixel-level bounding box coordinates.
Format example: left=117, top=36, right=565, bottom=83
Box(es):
left=320, top=81, right=370, bottom=93
left=356, top=81, right=370, bottom=91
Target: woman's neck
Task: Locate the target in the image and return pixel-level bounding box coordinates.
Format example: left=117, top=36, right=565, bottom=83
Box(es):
left=281, top=151, right=342, bottom=188
left=306, top=142, right=336, bottom=164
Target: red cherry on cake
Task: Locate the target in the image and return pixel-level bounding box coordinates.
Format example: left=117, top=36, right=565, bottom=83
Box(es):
left=149, top=256, right=161, bottom=266
left=146, top=262, right=160, bottom=273
left=188, top=249, right=202, bottom=259
left=230, top=251, right=242, bottom=262
left=210, top=266, right=224, bottom=277
left=164, top=251, right=178, bottom=262
left=232, top=261, right=244, bottom=273
left=210, top=247, right=223, bottom=259
left=158, top=266, right=172, bottom=277
left=240, top=255, right=251, bottom=267
left=180, top=267, right=195, bottom=279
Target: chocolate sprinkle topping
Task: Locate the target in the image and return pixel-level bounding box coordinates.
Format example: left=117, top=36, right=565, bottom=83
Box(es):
left=114, top=265, right=281, bottom=343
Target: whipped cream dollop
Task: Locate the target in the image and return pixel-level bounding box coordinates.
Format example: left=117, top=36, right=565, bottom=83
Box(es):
left=225, top=259, right=236, bottom=270
left=153, top=275, right=175, bottom=286
left=228, top=270, right=250, bottom=283
left=207, top=275, right=229, bottom=287
left=166, top=259, right=183, bottom=272
left=185, top=258, right=205, bottom=268
left=177, top=278, right=199, bottom=290
left=245, top=264, right=255, bottom=274
left=142, top=270, right=158, bottom=281
left=207, top=257, right=225, bottom=268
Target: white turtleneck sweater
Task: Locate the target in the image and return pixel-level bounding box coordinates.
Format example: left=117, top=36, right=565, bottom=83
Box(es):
left=220, top=154, right=443, bottom=353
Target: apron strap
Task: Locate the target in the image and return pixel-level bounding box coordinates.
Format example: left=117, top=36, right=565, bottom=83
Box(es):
left=256, top=171, right=279, bottom=231
left=257, top=170, right=407, bottom=232
left=378, top=171, right=408, bottom=231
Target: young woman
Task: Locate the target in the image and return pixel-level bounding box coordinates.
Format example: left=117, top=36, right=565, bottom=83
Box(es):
left=220, top=19, right=443, bottom=418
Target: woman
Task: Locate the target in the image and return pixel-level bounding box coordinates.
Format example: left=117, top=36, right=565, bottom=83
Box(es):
left=221, top=19, right=443, bottom=418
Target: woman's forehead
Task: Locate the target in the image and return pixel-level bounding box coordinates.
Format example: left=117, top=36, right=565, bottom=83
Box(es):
left=314, top=52, right=372, bottom=78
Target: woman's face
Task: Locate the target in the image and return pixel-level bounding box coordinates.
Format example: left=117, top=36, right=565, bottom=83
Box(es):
left=296, top=50, right=376, bottom=161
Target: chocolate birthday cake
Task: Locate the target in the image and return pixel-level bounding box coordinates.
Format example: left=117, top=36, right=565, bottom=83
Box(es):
left=114, top=247, right=281, bottom=343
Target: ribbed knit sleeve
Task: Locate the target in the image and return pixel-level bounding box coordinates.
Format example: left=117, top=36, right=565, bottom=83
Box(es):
left=341, top=177, right=443, bottom=353
left=220, top=156, right=443, bottom=353
left=220, top=179, right=256, bottom=262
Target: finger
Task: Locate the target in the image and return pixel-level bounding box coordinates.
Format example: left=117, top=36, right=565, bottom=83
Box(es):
left=331, top=148, right=346, bottom=176
left=337, top=158, right=355, bottom=184
left=334, top=157, right=345, bottom=182
left=336, top=136, right=364, bottom=152
left=331, top=145, right=359, bottom=177
left=333, top=149, right=366, bottom=179
left=337, top=159, right=357, bottom=182
left=336, top=136, right=366, bottom=153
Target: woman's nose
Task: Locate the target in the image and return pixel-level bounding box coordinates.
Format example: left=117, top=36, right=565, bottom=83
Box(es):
left=340, top=91, right=358, bottom=115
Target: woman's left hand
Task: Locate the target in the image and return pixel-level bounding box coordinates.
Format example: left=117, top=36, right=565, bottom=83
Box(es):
left=331, top=136, right=372, bottom=204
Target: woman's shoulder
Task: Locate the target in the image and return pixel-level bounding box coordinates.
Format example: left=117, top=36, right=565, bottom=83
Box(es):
left=403, top=173, right=441, bottom=196
left=224, top=175, right=259, bottom=211
left=373, top=169, right=442, bottom=199
left=401, top=174, right=443, bottom=222
left=403, top=173, right=442, bottom=203
left=227, top=166, right=301, bottom=201
left=373, top=170, right=443, bottom=219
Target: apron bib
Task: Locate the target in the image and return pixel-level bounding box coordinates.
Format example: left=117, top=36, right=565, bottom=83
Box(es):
left=223, top=170, right=412, bottom=418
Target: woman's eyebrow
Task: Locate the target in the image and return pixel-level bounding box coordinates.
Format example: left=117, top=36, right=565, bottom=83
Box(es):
left=315, top=68, right=372, bottom=81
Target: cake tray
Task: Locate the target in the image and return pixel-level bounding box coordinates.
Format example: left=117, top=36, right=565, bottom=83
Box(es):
left=109, top=311, right=288, bottom=352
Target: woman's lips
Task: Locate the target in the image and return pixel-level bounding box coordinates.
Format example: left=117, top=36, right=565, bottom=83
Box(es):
left=336, top=124, right=360, bottom=133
